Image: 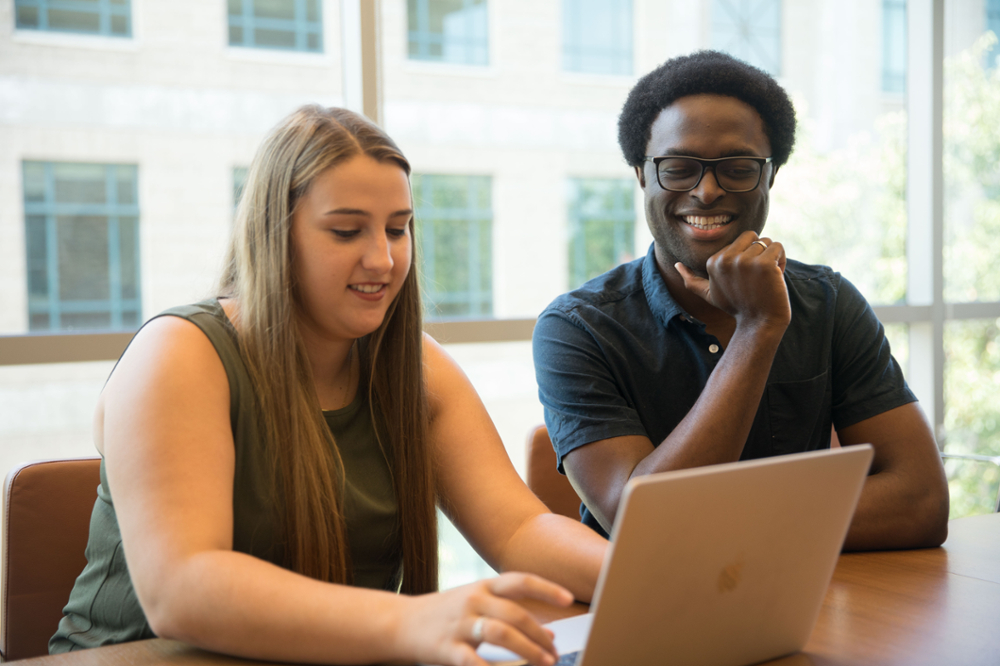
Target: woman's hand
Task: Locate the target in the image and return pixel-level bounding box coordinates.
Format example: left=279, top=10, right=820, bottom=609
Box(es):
left=397, top=572, right=573, bottom=666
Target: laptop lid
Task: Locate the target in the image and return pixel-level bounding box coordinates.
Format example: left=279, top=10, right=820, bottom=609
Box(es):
left=577, top=445, right=873, bottom=666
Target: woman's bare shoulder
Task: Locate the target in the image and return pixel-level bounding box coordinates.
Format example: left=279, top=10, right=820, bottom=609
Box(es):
left=95, top=313, right=231, bottom=454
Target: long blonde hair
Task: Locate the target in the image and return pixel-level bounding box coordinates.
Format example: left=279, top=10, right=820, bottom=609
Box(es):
left=218, top=105, right=437, bottom=593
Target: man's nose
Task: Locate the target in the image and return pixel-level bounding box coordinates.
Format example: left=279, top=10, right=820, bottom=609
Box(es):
left=690, top=167, right=726, bottom=204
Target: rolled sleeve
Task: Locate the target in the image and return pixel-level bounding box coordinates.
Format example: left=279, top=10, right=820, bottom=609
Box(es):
left=533, top=308, right=648, bottom=473
left=830, top=276, right=916, bottom=429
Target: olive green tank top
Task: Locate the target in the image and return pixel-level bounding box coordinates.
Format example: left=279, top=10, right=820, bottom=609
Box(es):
left=50, top=300, right=402, bottom=653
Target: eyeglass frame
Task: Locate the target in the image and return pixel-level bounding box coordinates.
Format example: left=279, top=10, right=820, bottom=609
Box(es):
left=643, top=155, right=775, bottom=193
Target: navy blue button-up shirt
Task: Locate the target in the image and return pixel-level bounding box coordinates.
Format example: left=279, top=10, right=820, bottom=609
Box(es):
left=533, top=244, right=915, bottom=536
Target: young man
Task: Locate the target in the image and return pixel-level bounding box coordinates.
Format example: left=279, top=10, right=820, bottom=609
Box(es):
left=533, top=51, right=949, bottom=551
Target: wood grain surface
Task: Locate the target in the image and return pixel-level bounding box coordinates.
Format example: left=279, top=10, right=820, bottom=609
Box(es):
left=16, top=514, right=1000, bottom=666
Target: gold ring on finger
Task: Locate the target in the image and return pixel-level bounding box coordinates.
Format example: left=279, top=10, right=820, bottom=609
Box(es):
left=751, top=240, right=769, bottom=251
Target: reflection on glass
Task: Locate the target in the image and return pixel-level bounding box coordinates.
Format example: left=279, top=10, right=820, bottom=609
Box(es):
left=407, top=0, right=488, bottom=65
left=14, top=0, right=131, bottom=37
left=254, top=0, right=295, bottom=20
left=562, top=0, right=633, bottom=76
left=711, top=0, right=782, bottom=76
left=882, top=0, right=907, bottom=93
left=228, top=0, right=322, bottom=52
left=233, top=167, right=249, bottom=210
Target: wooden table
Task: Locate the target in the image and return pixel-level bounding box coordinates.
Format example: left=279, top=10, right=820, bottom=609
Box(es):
left=778, top=512, right=1000, bottom=666
left=18, top=514, right=1000, bottom=666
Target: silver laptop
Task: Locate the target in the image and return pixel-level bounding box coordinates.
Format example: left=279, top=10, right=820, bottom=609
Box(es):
left=478, top=445, right=873, bottom=666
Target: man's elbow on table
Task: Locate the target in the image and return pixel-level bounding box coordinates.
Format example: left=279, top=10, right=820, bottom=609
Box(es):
left=906, top=479, right=950, bottom=548
left=847, top=466, right=950, bottom=551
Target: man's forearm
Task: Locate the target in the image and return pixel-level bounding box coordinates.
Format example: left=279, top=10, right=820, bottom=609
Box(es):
left=837, top=403, right=950, bottom=551
left=631, top=322, right=785, bottom=479
left=843, top=468, right=949, bottom=550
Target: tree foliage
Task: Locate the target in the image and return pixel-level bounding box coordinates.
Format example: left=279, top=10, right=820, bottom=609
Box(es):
left=770, top=34, right=1000, bottom=517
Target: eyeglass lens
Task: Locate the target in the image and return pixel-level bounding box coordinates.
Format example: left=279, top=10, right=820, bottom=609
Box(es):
left=657, top=158, right=763, bottom=192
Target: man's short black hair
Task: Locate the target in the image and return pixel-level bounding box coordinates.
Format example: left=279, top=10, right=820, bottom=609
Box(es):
left=618, top=50, right=797, bottom=168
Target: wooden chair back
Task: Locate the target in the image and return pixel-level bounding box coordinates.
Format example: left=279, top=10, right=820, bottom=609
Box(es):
left=1, top=457, right=101, bottom=661
left=525, top=426, right=582, bottom=520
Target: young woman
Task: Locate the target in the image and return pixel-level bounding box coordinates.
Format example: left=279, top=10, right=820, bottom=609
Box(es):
left=50, top=106, right=607, bottom=666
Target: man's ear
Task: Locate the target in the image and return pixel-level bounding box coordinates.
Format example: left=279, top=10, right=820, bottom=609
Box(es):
left=635, top=165, right=646, bottom=188
left=768, top=165, right=779, bottom=188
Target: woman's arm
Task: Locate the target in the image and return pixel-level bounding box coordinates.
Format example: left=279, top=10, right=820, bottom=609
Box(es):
left=103, top=317, right=567, bottom=666
left=423, top=335, right=608, bottom=603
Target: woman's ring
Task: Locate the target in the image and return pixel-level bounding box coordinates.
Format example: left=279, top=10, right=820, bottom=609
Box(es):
left=751, top=240, right=769, bottom=251
left=471, top=616, right=486, bottom=643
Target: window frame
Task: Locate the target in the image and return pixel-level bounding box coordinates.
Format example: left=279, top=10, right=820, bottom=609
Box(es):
left=13, top=0, right=133, bottom=38
left=226, top=0, right=324, bottom=53
left=406, top=0, right=490, bottom=66
left=882, top=0, right=908, bottom=93
left=412, top=173, right=494, bottom=319
left=561, top=0, right=634, bottom=76
left=567, top=177, right=636, bottom=289
left=710, top=0, right=783, bottom=77
left=22, top=161, right=141, bottom=333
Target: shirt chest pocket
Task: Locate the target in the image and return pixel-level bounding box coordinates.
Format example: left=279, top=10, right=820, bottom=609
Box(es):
left=766, top=371, right=832, bottom=456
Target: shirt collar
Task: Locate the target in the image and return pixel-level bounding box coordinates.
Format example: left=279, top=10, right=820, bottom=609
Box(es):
left=640, top=243, right=694, bottom=329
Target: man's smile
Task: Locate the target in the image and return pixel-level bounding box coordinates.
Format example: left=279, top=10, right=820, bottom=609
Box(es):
left=682, top=214, right=732, bottom=230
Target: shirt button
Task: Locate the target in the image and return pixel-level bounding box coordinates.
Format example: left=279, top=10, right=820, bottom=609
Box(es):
left=709, top=344, right=720, bottom=353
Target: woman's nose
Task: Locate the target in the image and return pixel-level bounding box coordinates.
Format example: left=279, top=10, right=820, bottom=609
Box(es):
left=361, top=232, right=394, bottom=272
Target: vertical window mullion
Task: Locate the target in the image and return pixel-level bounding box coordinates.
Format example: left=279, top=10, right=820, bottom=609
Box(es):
left=43, top=164, right=60, bottom=329
left=906, top=0, right=945, bottom=440
left=466, top=180, right=480, bottom=314
left=417, top=0, right=428, bottom=59
left=99, top=0, right=111, bottom=35
left=244, top=0, right=255, bottom=48
left=106, top=166, right=123, bottom=329
left=295, top=0, right=306, bottom=51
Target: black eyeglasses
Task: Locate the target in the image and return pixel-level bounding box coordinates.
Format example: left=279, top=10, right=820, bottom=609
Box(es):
left=643, top=155, right=774, bottom=193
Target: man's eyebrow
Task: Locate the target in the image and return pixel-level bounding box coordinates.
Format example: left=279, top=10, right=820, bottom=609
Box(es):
left=660, top=148, right=766, bottom=158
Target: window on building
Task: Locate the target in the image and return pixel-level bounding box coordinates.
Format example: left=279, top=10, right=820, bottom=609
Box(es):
left=228, top=0, right=323, bottom=52
left=23, top=161, right=141, bottom=331
left=568, top=178, right=636, bottom=289
left=711, top=0, right=782, bottom=76
left=562, top=0, right=633, bottom=75
left=883, top=0, right=907, bottom=93
left=14, top=0, right=132, bottom=37
left=407, top=0, right=488, bottom=65
left=233, top=166, right=249, bottom=210
left=412, top=174, right=492, bottom=318
left=988, top=0, right=1000, bottom=69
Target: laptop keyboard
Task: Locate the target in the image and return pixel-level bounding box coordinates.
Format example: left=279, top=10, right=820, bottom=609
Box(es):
left=554, top=651, right=580, bottom=666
